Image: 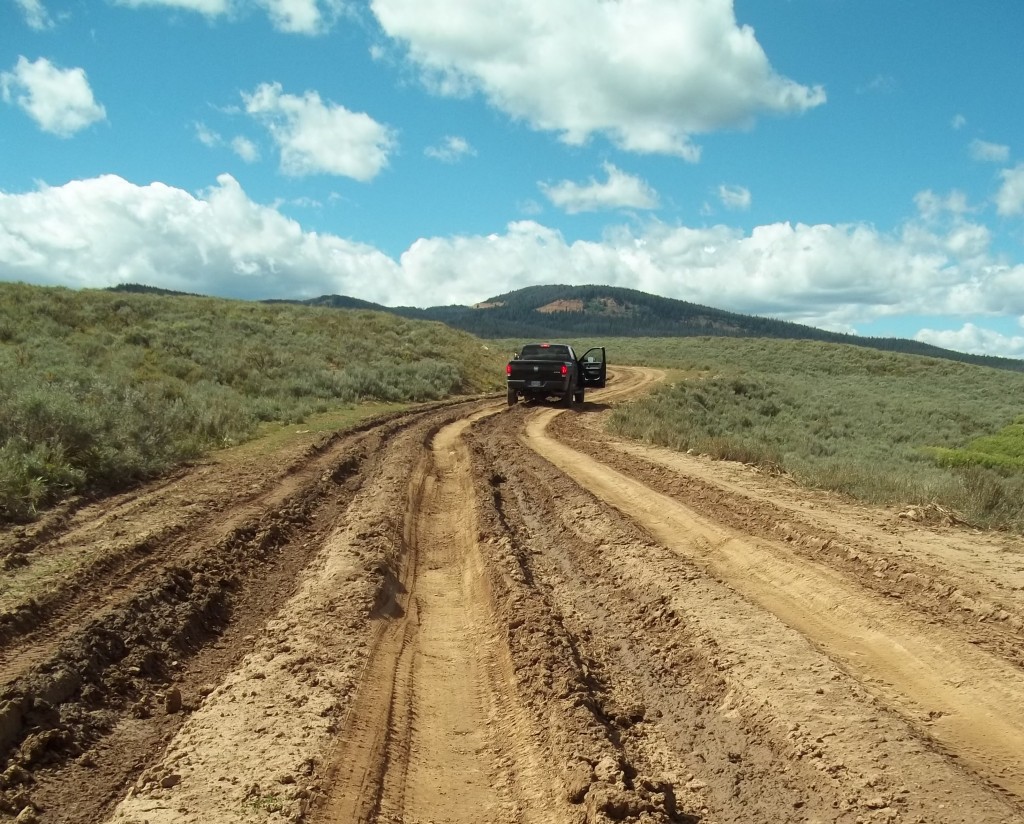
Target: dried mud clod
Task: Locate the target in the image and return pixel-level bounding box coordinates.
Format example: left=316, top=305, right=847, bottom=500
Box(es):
left=0, top=565, right=233, bottom=779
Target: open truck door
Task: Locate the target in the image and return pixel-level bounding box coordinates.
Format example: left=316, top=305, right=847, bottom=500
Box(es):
left=579, top=347, right=607, bottom=388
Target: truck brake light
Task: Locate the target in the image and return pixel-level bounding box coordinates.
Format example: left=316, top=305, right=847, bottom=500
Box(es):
left=506, top=363, right=512, bottom=376
left=560, top=364, right=568, bottom=376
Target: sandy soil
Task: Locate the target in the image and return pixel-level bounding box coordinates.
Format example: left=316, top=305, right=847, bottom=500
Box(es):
left=1, top=369, right=1022, bottom=823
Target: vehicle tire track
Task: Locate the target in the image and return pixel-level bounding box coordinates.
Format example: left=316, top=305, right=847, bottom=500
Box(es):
left=14, top=366, right=1024, bottom=824
left=0, top=403, right=474, bottom=822
left=524, top=400, right=1024, bottom=809
left=319, top=408, right=547, bottom=823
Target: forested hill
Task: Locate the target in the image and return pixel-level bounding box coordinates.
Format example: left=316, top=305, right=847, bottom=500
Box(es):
left=396, top=284, right=828, bottom=338
left=303, top=284, right=1024, bottom=373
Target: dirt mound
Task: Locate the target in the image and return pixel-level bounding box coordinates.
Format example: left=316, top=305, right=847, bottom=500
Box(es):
left=896, top=502, right=974, bottom=527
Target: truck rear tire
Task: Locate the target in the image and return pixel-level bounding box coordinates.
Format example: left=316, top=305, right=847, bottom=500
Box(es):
left=507, top=389, right=517, bottom=406
left=574, top=388, right=585, bottom=404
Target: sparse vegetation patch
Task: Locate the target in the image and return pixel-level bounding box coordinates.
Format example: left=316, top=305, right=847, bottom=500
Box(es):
left=0, top=283, right=505, bottom=522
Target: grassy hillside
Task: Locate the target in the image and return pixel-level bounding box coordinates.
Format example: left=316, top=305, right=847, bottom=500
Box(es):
left=117, top=283, right=1024, bottom=373
left=532, top=336, right=1024, bottom=532
left=0, top=283, right=505, bottom=522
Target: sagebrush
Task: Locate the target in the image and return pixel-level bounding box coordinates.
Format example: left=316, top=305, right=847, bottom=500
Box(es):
left=499, top=336, right=1024, bottom=532
left=0, top=283, right=505, bottom=521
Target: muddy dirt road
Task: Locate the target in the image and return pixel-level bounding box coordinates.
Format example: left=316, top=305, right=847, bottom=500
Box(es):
left=2, top=367, right=1023, bottom=823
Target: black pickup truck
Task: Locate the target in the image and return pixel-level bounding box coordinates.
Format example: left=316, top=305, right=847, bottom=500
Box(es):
left=506, top=343, right=607, bottom=406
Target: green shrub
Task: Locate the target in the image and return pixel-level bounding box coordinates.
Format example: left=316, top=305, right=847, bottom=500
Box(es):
left=0, top=440, right=86, bottom=521
left=923, top=420, right=1024, bottom=471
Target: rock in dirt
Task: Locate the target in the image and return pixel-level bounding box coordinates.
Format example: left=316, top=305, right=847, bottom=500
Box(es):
left=593, top=755, right=623, bottom=785
left=566, top=761, right=594, bottom=803
left=585, top=784, right=670, bottom=823
left=160, top=773, right=181, bottom=789
left=164, top=687, right=182, bottom=715
left=14, top=806, right=38, bottom=824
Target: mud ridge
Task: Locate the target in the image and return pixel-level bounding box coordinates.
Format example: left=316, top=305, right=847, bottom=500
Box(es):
left=0, top=524, right=187, bottom=656
left=468, top=426, right=685, bottom=823
left=0, top=404, right=428, bottom=657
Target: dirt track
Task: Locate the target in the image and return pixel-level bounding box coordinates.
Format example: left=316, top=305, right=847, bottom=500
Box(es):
left=1, top=367, right=1023, bottom=823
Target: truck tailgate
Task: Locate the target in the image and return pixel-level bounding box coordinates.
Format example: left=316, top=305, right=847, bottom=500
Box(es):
left=508, top=361, right=566, bottom=383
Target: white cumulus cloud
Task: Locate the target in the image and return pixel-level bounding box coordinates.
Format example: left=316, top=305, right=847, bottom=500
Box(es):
left=195, top=123, right=261, bottom=162
left=915, top=323, right=1024, bottom=359
left=113, top=0, right=231, bottom=16
left=3, top=175, right=1024, bottom=355
left=717, top=184, right=751, bottom=211
left=194, top=122, right=223, bottom=148
left=424, top=135, right=476, bottom=163
left=14, top=0, right=54, bottom=30
left=395, top=213, right=1024, bottom=330
left=540, top=163, right=659, bottom=214
left=243, top=82, right=396, bottom=180
left=1, top=56, right=107, bottom=137
left=231, top=135, right=260, bottom=162
left=257, top=0, right=341, bottom=34
left=969, top=139, right=1010, bottom=163
left=0, top=175, right=399, bottom=300
left=371, top=0, right=825, bottom=159
left=995, top=164, right=1024, bottom=216
left=914, top=189, right=972, bottom=220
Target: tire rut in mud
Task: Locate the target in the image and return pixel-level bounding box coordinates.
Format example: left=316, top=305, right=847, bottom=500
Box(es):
left=315, top=402, right=686, bottom=824
left=0, top=419, right=385, bottom=680
left=547, top=412, right=1024, bottom=672
left=0, top=409, right=443, bottom=822
left=104, top=401, right=501, bottom=824
left=319, top=410, right=536, bottom=823
left=524, top=397, right=1024, bottom=814
left=476, top=409, right=858, bottom=823
left=542, top=407, right=1024, bottom=802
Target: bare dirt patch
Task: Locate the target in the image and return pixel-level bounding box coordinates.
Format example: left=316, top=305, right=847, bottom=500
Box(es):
left=536, top=299, right=585, bottom=314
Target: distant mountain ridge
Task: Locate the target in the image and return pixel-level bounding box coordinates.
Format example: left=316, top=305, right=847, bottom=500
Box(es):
left=108, top=283, right=1024, bottom=373
left=300, top=284, right=1024, bottom=373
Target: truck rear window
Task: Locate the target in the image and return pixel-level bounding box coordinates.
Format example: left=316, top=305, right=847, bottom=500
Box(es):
left=519, top=344, right=572, bottom=361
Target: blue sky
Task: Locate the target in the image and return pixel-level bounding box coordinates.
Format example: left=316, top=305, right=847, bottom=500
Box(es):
left=2, top=0, right=1024, bottom=357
